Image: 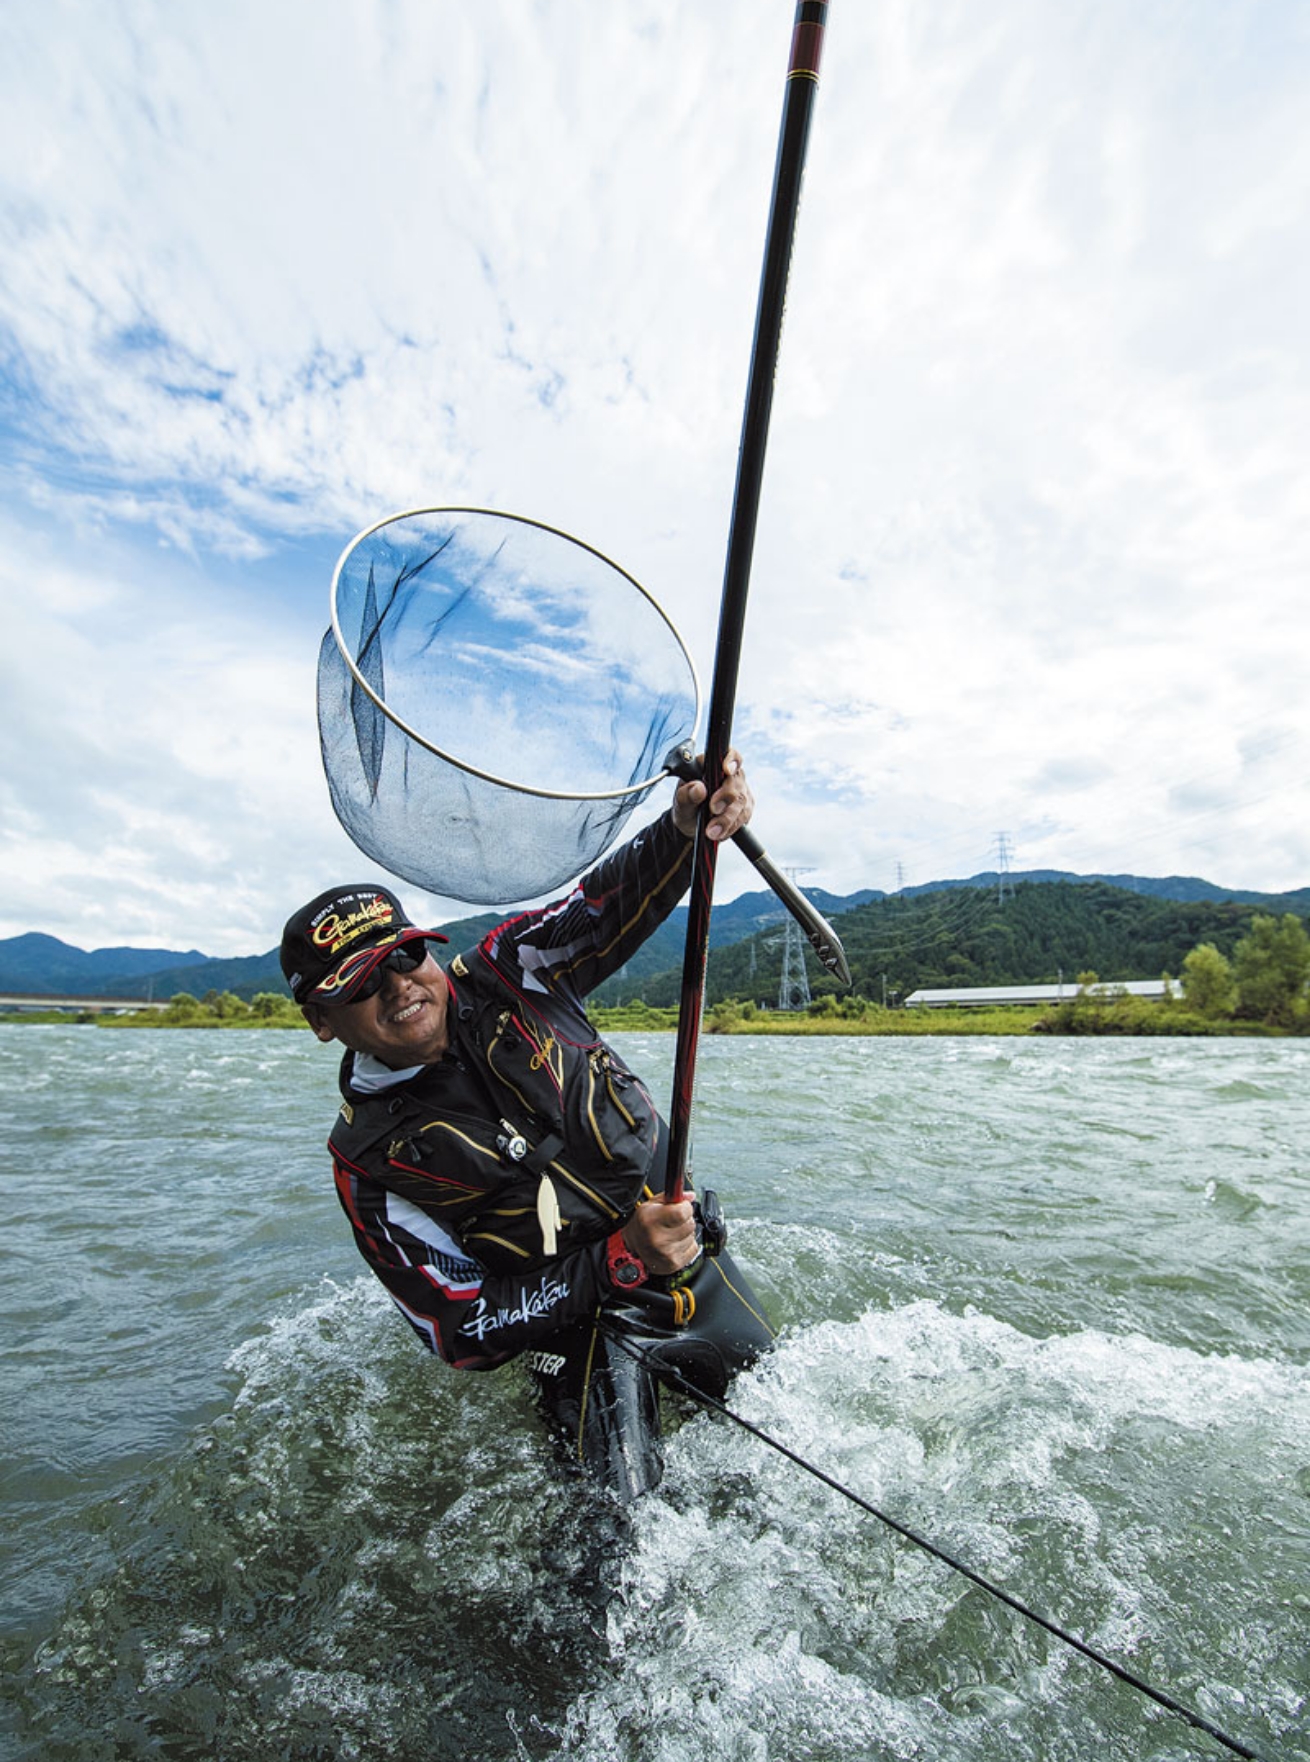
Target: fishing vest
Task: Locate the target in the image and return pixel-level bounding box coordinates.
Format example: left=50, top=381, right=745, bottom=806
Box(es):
left=328, top=963, right=659, bottom=1276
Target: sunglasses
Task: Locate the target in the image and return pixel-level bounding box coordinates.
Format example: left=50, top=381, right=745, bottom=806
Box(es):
left=346, top=942, right=429, bottom=1003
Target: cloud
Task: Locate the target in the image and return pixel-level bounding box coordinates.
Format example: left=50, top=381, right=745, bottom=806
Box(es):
left=1, top=0, right=1308, bottom=952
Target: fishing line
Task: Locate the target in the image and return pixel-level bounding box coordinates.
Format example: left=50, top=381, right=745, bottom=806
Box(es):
left=840, top=891, right=1003, bottom=961
left=597, top=1319, right=1269, bottom=1762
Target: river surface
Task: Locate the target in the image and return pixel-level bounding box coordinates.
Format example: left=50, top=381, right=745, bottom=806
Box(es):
left=1, top=1025, right=1307, bottom=1761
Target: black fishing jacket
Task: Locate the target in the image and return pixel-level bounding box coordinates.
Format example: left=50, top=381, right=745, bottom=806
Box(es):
left=327, top=810, right=693, bottom=1369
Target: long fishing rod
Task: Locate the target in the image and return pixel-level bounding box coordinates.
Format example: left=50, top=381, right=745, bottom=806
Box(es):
left=597, top=1323, right=1271, bottom=1762
left=665, top=0, right=829, bottom=1203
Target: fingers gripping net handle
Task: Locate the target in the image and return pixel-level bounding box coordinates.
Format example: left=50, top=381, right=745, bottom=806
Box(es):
left=319, top=508, right=701, bottom=905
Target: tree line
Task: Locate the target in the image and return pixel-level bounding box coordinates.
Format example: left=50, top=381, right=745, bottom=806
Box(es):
left=97, top=990, right=306, bottom=1028
left=1174, top=912, right=1310, bottom=1026
left=687, top=910, right=1310, bottom=1036
left=597, top=882, right=1310, bottom=1029
left=79, top=899, right=1310, bottom=1035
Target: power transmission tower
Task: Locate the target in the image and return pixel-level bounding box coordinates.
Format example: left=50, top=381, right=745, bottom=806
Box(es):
left=894, top=861, right=906, bottom=893
left=994, top=832, right=1014, bottom=904
left=777, top=868, right=814, bottom=1010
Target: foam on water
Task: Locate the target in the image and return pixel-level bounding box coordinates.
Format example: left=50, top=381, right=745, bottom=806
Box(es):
left=10, top=1276, right=1306, bottom=1762
left=6, top=1029, right=1309, bottom=1761
left=564, top=1301, right=1309, bottom=1761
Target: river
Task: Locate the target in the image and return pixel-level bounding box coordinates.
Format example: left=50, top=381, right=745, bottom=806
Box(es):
left=1, top=1025, right=1306, bottom=1760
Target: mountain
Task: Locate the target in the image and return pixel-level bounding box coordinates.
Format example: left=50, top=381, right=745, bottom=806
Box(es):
left=0, top=914, right=508, bottom=1002
left=907, top=870, right=1310, bottom=913
left=607, top=878, right=1306, bottom=1009
left=2, top=874, right=1304, bottom=1003
left=100, top=950, right=288, bottom=1001
left=0, top=931, right=209, bottom=995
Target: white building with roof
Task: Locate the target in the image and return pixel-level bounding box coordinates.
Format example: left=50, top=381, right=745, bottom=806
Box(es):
left=903, top=980, right=1171, bottom=1009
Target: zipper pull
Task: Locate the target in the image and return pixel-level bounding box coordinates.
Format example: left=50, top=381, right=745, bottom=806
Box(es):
left=536, top=1174, right=562, bottom=1256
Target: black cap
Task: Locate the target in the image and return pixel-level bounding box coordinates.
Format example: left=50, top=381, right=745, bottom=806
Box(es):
left=280, top=884, right=449, bottom=1006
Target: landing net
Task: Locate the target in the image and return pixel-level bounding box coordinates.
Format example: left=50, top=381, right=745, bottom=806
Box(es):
left=318, top=508, right=700, bottom=904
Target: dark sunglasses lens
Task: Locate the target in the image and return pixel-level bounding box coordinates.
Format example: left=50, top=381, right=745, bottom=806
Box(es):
left=353, top=943, right=426, bottom=1002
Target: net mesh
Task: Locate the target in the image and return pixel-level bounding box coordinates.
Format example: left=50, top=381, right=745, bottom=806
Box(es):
left=318, top=508, right=699, bottom=905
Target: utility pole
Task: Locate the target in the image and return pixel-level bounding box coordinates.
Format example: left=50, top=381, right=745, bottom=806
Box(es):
left=777, top=868, right=814, bottom=1010
left=994, top=832, right=1014, bottom=904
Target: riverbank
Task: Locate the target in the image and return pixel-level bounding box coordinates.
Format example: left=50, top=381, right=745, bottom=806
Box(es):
left=593, top=997, right=1284, bottom=1035
left=0, top=1002, right=1291, bottom=1036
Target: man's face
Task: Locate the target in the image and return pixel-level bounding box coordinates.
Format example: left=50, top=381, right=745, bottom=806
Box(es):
left=304, top=949, right=451, bottom=1068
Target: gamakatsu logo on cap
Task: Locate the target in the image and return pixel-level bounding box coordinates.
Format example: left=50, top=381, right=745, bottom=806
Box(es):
left=311, top=895, right=395, bottom=955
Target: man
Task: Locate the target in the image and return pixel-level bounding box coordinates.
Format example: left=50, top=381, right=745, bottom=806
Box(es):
left=282, top=752, right=774, bottom=1500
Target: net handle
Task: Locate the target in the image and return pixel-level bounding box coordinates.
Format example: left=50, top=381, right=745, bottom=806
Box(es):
left=327, top=505, right=702, bottom=803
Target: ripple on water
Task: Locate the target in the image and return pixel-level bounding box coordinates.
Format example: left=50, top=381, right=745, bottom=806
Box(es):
left=9, top=1278, right=1307, bottom=1762
left=5, top=1030, right=1309, bottom=1762
left=1202, top=1177, right=1272, bottom=1220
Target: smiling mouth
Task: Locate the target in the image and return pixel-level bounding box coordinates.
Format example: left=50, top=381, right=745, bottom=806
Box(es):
left=389, top=999, right=426, bottom=1024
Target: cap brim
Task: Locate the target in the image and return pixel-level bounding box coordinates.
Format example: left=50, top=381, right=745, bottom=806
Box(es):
left=307, top=925, right=449, bottom=1006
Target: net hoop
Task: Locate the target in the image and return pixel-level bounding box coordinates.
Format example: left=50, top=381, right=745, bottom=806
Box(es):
left=328, top=506, right=702, bottom=803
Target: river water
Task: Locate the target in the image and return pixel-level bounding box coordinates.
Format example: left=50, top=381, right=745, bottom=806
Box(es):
left=1, top=1024, right=1306, bottom=1761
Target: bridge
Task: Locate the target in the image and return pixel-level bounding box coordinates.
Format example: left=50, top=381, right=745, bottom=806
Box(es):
left=0, top=993, right=170, bottom=1013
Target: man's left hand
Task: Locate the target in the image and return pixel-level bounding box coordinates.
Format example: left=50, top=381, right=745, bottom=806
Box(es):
left=672, top=748, right=754, bottom=842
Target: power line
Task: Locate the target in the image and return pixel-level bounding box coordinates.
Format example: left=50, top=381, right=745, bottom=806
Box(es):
left=850, top=887, right=1001, bottom=963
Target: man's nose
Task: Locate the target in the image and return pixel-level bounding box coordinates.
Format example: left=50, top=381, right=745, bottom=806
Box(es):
left=378, top=963, right=409, bottom=1000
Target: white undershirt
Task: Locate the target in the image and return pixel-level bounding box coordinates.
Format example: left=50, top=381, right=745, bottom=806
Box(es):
left=349, top=1051, right=425, bottom=1093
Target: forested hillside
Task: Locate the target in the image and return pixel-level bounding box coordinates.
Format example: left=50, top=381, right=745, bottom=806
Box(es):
left=593, top=881, right=1288, bottom=1008
left=4, top=879, right=1305, bottom=1006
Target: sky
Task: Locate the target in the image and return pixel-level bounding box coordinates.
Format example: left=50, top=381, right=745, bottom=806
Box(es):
left=1, top=0, right=1307, bottom=957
